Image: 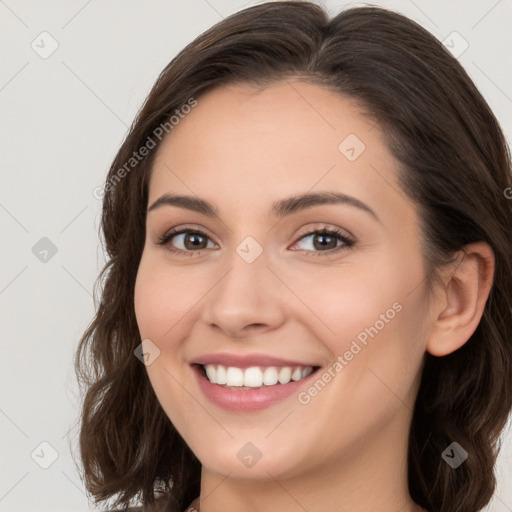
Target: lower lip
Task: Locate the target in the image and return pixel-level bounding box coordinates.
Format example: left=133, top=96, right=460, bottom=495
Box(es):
left=192, top=365, right=318, bottom=412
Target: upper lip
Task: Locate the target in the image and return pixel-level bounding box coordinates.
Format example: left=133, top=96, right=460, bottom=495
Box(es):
left=190, top=352, right=319, bottom=369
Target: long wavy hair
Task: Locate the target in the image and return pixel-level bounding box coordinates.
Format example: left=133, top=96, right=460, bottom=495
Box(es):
left=73, top=2, right=512, bottom=511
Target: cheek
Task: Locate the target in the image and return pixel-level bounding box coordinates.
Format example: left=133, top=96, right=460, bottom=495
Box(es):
left=302, top=248, right=427, bottom=395
left=298, top=254, right=410, bottom=350
left=134, top=252, right=201, bottom=342
left=133, top=263, right=168, bottom=342
left=134, top=256, right=195, bottom=431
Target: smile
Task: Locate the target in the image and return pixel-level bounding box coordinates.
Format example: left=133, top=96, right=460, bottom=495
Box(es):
left=201, top=364, right=315, bottom=388
left=191, top=363, right=321, bottom=412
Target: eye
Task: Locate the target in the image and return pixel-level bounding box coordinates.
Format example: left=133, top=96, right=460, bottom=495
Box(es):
left=155, top=225, right=355, bottom=257
left=156, top=227, right=217, bottom=256
left=290, top=227, right=355, bottom=256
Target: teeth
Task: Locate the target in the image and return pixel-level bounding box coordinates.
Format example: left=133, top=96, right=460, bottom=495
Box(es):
left=226, top=367, right=244, bottom=386
left=263, top=367, right=278, bottom=385
left=301, top=367, right=313, bottom=378
left=278, top=367, right=292, bottom=384
left=216, top=364, right=227, bottom=385
left=244, top=367, right=263, bottom=387
left=202, top=364, right=315, bottom=387
left=291, top=367, right=302, bottom=381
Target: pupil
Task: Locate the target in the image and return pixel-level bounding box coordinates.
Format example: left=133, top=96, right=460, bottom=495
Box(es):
left=186, top=234, right=205, bottom=249
left=315, top=234, right=335, bottom=250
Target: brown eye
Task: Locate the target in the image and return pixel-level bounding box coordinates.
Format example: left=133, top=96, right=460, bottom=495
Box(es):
left=292, top=228, right=355, bottom=256
left=181, top=233, right=209, bottom=250
left=156, top=228, right=216, bottom=255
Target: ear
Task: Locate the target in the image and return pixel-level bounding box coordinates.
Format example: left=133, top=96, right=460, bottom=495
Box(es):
left=426, top=241, right=495, bottom=357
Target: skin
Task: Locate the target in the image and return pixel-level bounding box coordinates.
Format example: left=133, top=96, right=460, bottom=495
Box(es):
left=134, top=80, right=495, bottom=512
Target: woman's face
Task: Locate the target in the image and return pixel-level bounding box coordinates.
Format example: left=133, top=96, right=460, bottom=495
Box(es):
left=134, top=80, right=432, bottom=481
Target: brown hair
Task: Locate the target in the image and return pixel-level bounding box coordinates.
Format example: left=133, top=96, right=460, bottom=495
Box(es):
left=73, top=2, right=512, bottom=511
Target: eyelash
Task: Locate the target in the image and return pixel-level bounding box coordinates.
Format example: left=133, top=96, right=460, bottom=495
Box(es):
left=156, top=225, right=355, bottom=258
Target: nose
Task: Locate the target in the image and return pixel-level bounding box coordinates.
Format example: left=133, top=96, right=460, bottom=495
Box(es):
left=201, top=253, right=286, bottom=339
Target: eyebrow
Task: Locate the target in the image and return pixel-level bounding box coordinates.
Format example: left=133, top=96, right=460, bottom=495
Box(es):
left=147, top=191, right=380, bottom=223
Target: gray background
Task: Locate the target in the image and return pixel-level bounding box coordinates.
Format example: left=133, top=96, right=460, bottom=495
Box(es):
left=1, top=1, right=511, bottom=511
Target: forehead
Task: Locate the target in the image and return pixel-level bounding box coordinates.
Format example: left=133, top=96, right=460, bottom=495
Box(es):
left=148, top=80, right=411, bottom=225
left=155, top=80, right=378, bottom=165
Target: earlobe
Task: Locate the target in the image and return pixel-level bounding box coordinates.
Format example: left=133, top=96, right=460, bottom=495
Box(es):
left=426, top=241, right=495, bottom=357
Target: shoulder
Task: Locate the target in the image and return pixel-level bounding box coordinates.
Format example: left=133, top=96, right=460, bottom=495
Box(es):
left=103, top=495, right=174, bottom=512
left=103, top=492, right=187, bottom=512
left=103, top=508, right=143, bottom=512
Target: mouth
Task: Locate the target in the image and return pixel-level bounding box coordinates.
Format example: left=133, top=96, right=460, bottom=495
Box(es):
left=193, top=363, right=321, bottom=390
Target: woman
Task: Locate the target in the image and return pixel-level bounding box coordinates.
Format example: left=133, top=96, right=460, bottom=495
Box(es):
left=73, top=2, right=512, bottom=512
